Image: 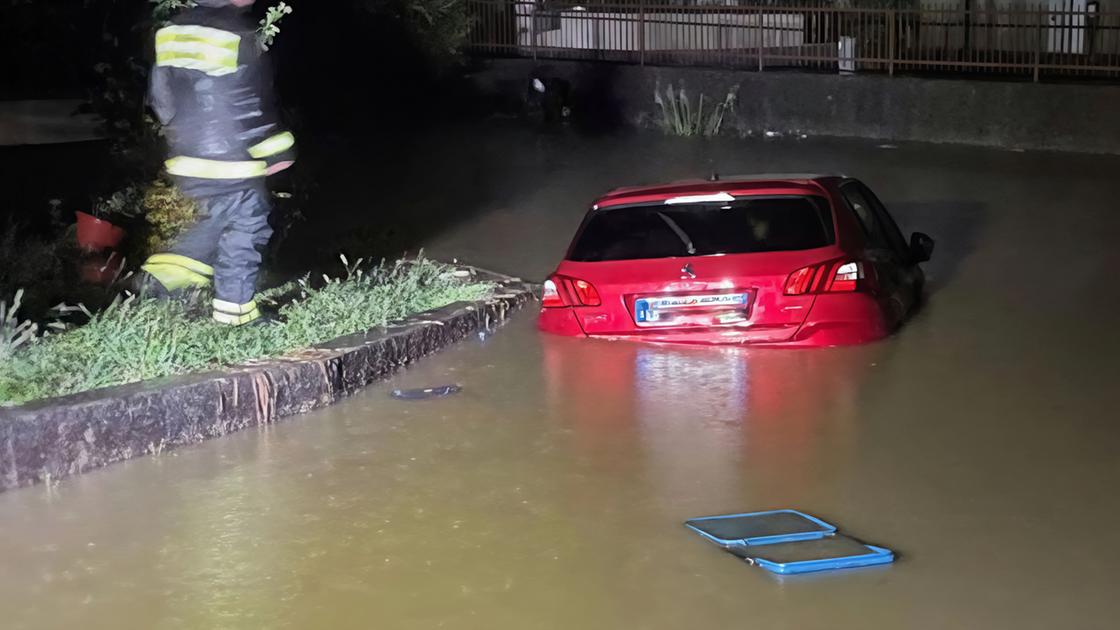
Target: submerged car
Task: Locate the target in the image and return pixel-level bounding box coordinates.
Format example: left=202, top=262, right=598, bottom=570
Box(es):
left=538, top=174, right=934, bottom=347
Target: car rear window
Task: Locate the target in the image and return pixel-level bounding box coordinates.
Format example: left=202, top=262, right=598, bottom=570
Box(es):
left=567, top=196, right=835, bottom=262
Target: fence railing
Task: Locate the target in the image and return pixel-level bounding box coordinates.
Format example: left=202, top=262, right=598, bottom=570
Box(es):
left=465, top=1, right=1120, bottom=81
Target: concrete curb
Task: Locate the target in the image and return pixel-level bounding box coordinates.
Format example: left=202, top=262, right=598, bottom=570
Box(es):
left=0, top=270, right=536, bottom=492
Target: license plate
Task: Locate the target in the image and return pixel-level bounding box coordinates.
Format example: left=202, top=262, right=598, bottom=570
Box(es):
left=634, top=292, right=750, bottom=326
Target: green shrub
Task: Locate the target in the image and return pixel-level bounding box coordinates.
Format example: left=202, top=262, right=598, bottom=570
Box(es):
left=654, top=82, right=738, bottom=138
left=355, top=0, right=473, bottom=63
left=139, top=177, right=199, bottom=256
left=0, top=223, right=69, bottom=300
left=92, top=185, right=144, bottom=222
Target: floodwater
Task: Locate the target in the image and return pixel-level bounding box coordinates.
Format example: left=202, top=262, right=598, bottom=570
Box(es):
left=3, top=124, right=1120, bottom=629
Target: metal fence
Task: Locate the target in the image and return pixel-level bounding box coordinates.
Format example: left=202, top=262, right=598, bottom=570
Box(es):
left=465, top=1, right=1120, bottom=81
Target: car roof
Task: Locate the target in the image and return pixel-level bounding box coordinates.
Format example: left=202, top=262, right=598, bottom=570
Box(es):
left=595, top=173, right=843, bottom=209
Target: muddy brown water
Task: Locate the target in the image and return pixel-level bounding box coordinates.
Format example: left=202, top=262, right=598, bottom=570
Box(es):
left=3, top=125, right=1120, bottom=629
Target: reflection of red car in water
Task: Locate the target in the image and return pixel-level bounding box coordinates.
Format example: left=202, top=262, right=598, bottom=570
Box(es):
left=539, top=175, right=934, bottom=347
left=540, top=334, right=875, bottom=502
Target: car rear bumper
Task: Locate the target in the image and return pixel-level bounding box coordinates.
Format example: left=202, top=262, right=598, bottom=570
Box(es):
left=789, top=293, right=889, bottom=346
left=538, top=293, right=889, bottom=347
left=538, top=307, right=587, bottom=336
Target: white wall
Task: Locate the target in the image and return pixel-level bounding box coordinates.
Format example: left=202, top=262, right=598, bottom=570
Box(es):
left=515, top=9, right=805, bottom=52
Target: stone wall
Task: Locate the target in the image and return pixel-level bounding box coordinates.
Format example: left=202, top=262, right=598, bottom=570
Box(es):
left=470, top=58, right=1120, bottom=154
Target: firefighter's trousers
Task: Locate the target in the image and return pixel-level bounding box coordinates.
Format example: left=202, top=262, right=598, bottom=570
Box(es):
left=141, top=183, right=272, bottom=325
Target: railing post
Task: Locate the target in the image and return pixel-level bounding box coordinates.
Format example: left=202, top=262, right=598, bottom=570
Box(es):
left=530, top=1, right=538, bottom=61
left=639, top=0, right=646, bottom=66
left=888, top=9, right=896, bottom=76
left=1034, top=6, right=1043, bottom=82
left=757, top=7, right=764, bottom=71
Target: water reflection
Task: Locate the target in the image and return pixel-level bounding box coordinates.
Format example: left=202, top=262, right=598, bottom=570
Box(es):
left=542, top=336, right=878, bottom=511
left=632, top=346, right=750, bottom=510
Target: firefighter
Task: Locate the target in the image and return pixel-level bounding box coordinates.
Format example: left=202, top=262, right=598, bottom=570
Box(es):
left=140, top=0, right=294, bottom=326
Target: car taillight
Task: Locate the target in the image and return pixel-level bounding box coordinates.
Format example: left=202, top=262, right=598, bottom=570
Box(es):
left=827, top=261, right=861, bottom=292
left=783, top=266, right=817, bottom=295
left=542, top=279, right=565, bottom=308
left=570, top=279, right=601, bottom=306
left=541, top=275, right=602, bottom=307
left=784, top=260, right=867, bottom=295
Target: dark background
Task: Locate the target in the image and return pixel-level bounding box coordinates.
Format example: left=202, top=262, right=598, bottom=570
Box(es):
left=0, top=0, right=460, bottom=119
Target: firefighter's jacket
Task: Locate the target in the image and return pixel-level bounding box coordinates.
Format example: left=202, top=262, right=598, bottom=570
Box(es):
left=149, top=1, right=295, bottom=197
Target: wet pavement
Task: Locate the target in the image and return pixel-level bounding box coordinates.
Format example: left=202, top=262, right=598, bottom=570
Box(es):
left=3, top=124, right=1120, bottom=629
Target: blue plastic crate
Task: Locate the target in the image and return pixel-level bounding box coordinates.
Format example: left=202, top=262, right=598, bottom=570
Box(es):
left=686, top=509, right=895, bottom=575
left=728, top=534, right=895, bottom=575
left=685, top=509, right=837, bottom=546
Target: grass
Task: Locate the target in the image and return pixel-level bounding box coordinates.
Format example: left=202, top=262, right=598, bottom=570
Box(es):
left=0, top=257, right=494, bottom=406
left=654, top=82, right=738, bottom=138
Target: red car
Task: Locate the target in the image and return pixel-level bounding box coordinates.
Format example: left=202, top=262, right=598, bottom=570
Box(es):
left=539, top=174, right=934, bottom=347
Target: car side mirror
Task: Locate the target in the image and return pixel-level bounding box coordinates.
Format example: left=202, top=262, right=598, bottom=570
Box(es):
left=910, top=232, right=934, bottom=263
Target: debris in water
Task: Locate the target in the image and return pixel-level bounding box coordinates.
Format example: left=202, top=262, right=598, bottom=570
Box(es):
left=391, top=385, right=462, bottom=400
left=878, top=144, right=898, bottom=149
left=685, top=509, right=895, bottom=575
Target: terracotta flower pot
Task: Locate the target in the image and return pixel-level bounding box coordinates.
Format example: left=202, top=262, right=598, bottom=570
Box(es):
left=75, top=211, right=126, bottom=252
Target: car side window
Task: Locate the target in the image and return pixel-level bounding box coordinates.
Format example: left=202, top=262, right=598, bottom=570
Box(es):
left=856, top=183, right=911, bottom=260
left=840, top=182, right=891, bottom=250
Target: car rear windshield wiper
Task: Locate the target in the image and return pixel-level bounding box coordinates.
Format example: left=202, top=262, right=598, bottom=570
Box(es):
left=656, top=211, right=697, bottom=256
